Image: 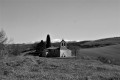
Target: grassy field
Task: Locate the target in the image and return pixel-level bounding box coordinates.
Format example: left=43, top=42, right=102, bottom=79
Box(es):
left=0, top=55, right=120, bottom=80
left=78, top=44, right=120, bottom=65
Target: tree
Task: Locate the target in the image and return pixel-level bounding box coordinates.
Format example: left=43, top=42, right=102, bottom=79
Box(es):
left=0, top=29, right=7, bottom=44
left=46, top=34, right=51, bottom=48
left=0, top=29, right=7, bottom=50
left=0, top=29, right=8, bottom=58
left=35, top=40, right=46, bottom=56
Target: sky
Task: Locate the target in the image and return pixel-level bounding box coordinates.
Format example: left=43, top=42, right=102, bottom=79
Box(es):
left=0, top=0, right=120, bottom=43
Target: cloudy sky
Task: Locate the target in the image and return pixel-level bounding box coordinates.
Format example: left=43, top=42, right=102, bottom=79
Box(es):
left=0, top=0, right=120, bottom=43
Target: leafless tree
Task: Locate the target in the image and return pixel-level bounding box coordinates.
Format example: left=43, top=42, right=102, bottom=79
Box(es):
left=0, top=29, right=8, bottom=58
left=0, top=29, right=7, bottom=44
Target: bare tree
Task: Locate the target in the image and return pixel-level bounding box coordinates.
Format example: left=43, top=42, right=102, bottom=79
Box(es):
left=0, top=29, right=8, bottom=58
left=0, top=29, right=7, bottom=44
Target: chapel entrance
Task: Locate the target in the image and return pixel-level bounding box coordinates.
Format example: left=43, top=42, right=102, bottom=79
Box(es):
left=62, top=53, right=66, bottom=57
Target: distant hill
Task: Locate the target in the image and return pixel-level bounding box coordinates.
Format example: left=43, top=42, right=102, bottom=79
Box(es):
left=65, top=37, right=120, bottom=48
left=81, top=37, right=120, bottom=48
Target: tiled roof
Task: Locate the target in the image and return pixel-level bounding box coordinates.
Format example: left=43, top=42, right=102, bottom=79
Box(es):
left=47, top=47, right=59, bottom=49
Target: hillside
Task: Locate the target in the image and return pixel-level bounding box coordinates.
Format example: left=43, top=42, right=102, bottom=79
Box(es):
left=79, top=37, right=120, bottom=48
left=78, top=44, right=120, bottom=65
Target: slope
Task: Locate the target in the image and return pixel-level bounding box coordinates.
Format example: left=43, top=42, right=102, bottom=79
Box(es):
left=78, top=44, right=120, bottom=65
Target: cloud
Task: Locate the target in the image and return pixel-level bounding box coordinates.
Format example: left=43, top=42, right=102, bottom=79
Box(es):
left=52, top=39, right=80, bottom=43
left=52, top=39, right=61, bottom=42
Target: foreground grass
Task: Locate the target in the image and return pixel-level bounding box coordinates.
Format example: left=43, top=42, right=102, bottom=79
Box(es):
left=0, top=55, right=120, bottom=80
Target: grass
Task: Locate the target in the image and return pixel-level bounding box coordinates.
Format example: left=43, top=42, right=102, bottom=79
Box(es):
left=0, top=55, right=120, bottom=80
left=78, top=44, right=120, bottom=65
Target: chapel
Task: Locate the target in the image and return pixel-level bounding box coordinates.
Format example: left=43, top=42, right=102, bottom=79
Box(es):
left=45, top=39, right=72, bottom=57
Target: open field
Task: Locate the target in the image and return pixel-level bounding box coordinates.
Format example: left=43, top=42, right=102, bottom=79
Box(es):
left=0, top=55, right=120, bottom=80
left=78, top=44, right=120, bottom=65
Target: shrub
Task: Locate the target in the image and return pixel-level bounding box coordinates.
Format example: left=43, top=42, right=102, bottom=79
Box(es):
left=10, top=44, right=22, bottom=56
left=97, top=56, right=112, bottom=64
left=35, top=40, right=46, bottom=56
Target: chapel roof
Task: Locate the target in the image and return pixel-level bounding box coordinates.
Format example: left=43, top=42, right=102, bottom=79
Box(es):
left=47, top=46, right=59, bottom=50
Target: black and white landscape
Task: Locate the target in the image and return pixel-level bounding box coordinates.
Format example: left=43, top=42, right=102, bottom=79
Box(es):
left=0, top=0, right=120, bottom=80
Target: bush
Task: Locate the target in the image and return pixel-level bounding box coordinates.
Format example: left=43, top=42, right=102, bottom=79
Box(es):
left=34, top=40, right=46, bottom=56
left=97, top=56, right=112, bottom=64
left=8, top=44, right=21, bottom=56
